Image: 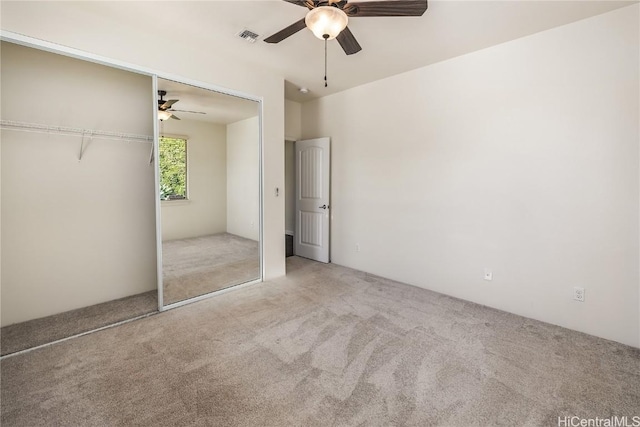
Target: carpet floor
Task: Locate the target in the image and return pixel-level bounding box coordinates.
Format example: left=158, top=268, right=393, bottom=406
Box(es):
left=162, top=233, right=260, bottom=305
left=1, top=257, right=638, bottom=426
left=1, top=233, right=259, bottom=356
left=0, top=291, right=157, bottom=356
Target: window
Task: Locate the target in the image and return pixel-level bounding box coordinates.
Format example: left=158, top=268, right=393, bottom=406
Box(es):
left=159, top=136, right=187, bottom=200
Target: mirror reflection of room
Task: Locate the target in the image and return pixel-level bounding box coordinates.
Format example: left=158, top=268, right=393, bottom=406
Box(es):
left=157, top=79, right=260, bottom=306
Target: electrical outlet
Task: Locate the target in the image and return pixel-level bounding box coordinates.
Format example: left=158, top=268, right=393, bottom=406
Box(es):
left=483, top=268, right=493, bottom=281
left=573, top=287, right=585, bottom=302
left=355, top=243, right=360, bottom=252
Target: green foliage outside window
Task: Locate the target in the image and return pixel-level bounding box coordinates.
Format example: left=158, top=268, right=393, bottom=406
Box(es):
left=159, top=137, right=187, bottom=200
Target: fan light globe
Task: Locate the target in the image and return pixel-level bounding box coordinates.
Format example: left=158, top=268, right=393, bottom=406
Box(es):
left=158, top=110, right=172, bottom=121
left=305, top=6, right=348, bottom=40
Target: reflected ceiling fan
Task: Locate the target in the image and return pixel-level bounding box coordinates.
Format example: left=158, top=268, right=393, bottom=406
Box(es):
left=157, top=90, right=206, bottom=121
left=264, top=0, right=429, bottom=56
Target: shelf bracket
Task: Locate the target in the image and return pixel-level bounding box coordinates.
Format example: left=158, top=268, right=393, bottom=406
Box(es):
left=78, top=133, right=92, bottom=161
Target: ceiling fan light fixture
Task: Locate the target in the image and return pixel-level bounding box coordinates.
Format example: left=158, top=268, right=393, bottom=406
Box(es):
left=158, top=110, right=172, bottom=121
left=305, top=6, right=348, bottom=40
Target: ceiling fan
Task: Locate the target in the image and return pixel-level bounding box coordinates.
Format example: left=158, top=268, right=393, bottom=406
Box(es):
left=157, top=90, right=206, bottom=121
left=264, top=0, right=429, bottom=55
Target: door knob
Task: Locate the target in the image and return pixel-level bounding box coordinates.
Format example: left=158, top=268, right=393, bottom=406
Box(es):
left=319, top=204, right=328, bottom=209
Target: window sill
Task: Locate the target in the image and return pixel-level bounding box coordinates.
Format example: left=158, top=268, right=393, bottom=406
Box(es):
left=161, top=199, right=190, bottom=207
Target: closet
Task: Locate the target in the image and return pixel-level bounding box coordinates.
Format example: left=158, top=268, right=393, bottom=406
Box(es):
left=0, top=42, right=157, bottom=355
left=0, top=40, right=264, bottom=356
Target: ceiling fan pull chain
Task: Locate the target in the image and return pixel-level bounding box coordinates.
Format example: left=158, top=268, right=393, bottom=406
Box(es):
left=324, top=36, right=328, bottom=87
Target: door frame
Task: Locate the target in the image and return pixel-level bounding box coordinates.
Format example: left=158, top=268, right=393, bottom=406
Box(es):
left=294, top=137, right=331, bottom=263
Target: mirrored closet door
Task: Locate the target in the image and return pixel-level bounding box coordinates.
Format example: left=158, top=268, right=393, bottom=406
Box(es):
left=155, top=78, right=261, bottom=308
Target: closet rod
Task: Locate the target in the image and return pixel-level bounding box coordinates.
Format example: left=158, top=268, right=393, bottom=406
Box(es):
left=0, top=120, right=153, bottom=143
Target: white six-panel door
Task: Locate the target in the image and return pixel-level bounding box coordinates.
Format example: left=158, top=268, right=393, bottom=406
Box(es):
left=295, top=138, right=330, bottom=263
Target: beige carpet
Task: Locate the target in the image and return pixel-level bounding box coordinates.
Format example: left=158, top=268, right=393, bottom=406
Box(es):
left=1, top=257, right=638, bottom=426
left=1, top=233, right=258, bottom=356
left=0, top=291, right=157, bottom=356
left=162, top=233, right=260, bottom=305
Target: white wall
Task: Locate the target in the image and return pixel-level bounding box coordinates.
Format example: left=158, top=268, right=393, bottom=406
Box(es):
left=1, top=1, right=286, bottom=280
left=285, top=99, right=302, bottom=141
left=301, top=6, right=640, bottom=347
left=1, top=42, right=156, bottom=325
left=160, top=119, right=227, bottom=241
left=227, top=116, right=260, bottom=241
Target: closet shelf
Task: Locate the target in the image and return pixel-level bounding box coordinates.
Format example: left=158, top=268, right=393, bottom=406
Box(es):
left=1, top=119, right=155, bottom=162
left=0, top=120, right=153, bottom=143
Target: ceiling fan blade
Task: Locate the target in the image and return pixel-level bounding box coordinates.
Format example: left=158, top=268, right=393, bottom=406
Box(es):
left=344, top=0, right=428, bottom=17
left=336, top=26, right=362, bottom=55
left=160, top=99, right=178, bottom=110
left=283, top=0, right=313, bottom=8
left=170, top=114, right=181, bottom=121
left=170, top=109, right=206, bottom=115
left=264, top=18, right=307, bottom=44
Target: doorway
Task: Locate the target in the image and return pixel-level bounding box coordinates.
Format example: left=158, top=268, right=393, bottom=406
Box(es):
left=284, top=137, right=331, bottom=264
left=285, top=140, right=296, bottom=258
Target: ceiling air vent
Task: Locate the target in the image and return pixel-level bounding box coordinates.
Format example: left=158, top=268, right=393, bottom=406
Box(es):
left=236, top=29, right=260, bottom=44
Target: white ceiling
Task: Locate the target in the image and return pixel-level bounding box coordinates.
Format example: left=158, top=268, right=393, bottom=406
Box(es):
left=124, top=0, right=635, bottom=102
left=3, top=0, right=636, bottom=105
left=158, top=78, right=259, bottom=124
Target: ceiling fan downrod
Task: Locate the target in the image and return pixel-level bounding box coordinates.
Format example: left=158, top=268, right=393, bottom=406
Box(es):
left=324, top=34, right=328, bottom=87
